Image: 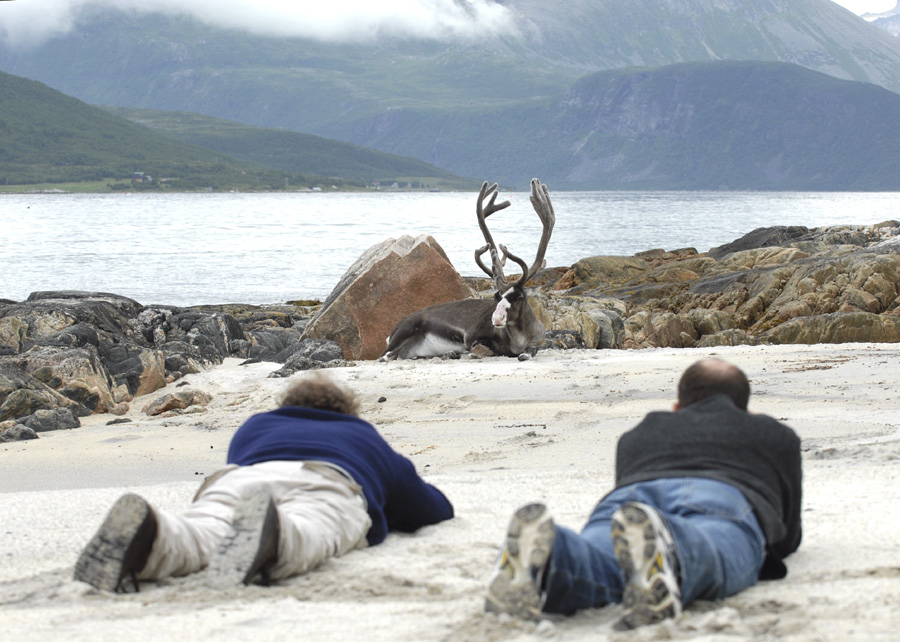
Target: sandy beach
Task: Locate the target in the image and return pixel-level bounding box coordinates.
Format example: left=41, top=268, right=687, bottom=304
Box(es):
left=1, top=343, right=899, bottom=641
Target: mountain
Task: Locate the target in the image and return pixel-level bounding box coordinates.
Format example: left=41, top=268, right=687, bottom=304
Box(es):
left=873, top=14, right=900, bottom=36
left=101, top=107, right=474, bottom=187
left=523, top=61, right=900, bottom=190
left=0, top=70, right=472, bottom=190
left=3, top=0, right=900, bottom=188
left=0, top=70, right=357, bottom=190
left=102, top=61, right=900, bottom=191
left=393, top=60, right=900, bottom=191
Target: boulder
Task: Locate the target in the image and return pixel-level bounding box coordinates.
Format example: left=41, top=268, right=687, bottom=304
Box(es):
left=99, top=343, right=167, bottom=397
left=302, top=235, right=474, bottom=360
left=20, top=407, right=80, bottom=432
left=623, top=311, right=698, bottom=349
left=707, top=226, right=811, bottom=259
left=531, top=294, right=627, bottom=349
left=695, top=329, right=756, bottom=348
left=0, top=422, right=38, bottom=442
left=0, top=316, right=28, bottom=353
left=0, top=363, right=75, bottom=421
left=17, top=345, right=115, bottom=413
left=540, top=330, right=587, bottom=350
left=569, top=256, right=650, bottom=291
left=245, top=327, right=304, bottom=362
left=142, top=388, right=213, bottom=416
left=760, top=312, right=900, bottom=345
left=268, top=339, right=354, bottom=377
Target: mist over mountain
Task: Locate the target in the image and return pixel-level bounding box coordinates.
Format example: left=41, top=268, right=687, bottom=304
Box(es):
left=3, top=0, right=900, bottom=189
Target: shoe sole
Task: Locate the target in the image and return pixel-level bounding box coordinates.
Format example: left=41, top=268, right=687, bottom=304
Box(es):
left=485, top=502, right=554, bottom=620
left=73, top=493, right=156, bottom=593
left=206, top=490, right=279, bottom=589
left=611, top=503, right=681, bottom=629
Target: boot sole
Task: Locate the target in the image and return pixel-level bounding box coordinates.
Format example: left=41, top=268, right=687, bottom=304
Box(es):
left=73, top=493, right=156, bottom=593
left=206, top=490, right=279, bottom=589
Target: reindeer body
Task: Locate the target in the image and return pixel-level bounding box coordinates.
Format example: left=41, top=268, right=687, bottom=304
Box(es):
left=383, top=287, right=545, bottom=360
left=381, top=178, right=555, bottom=361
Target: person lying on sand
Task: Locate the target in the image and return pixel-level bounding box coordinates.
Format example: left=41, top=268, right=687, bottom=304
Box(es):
left=74, top=373, right=454, bottom=593
left=485, top=358, right=802, bottom=629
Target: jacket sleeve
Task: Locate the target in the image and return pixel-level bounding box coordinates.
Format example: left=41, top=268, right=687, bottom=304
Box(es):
left=772, top=428, right=803, bottom=559
left=383, top=456, right=454, bottom=533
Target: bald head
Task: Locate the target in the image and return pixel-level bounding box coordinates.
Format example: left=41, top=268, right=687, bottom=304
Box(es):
left=677, top=359, right=750, bottom=410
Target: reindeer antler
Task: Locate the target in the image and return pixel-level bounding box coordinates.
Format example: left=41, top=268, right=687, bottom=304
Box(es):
left=474, top=181, right=512, bottom=291
left=519, top=178, right=555, bottom=286
left=474, top=179, right=555, bottom=291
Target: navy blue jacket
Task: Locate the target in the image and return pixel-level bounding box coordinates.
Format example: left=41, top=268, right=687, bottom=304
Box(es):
left=227, top=407, right=454, bottom=545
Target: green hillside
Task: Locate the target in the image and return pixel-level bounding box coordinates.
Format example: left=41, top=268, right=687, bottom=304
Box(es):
left=0, top=71, right=361, bottom=191
left=102, top=107, right=477, bottom=187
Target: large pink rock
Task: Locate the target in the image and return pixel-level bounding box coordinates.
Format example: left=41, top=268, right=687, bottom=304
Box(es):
left=302, top=235, right=474, bottom=360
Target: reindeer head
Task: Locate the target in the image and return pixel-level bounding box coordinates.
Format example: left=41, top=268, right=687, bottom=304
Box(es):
left=474, top=178, right=555, bottom=329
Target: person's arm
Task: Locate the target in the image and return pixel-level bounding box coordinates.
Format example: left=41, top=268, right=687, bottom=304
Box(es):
left=773, top=429, right=803, bottom=559
left=384, top=456, right=454, bottom=533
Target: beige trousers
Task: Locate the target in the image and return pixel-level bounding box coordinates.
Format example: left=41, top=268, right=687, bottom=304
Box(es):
left=139, top=460, right=371, bottom=581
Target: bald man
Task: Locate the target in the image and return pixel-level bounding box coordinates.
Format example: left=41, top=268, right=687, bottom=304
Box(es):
left=486, top=359, right=802, bottom=629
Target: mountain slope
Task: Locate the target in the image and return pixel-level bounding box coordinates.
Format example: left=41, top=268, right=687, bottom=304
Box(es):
left=3, top=1, right=900, bottom=189
left=539, top=61, right=900, bottom=190
left=0, top=70, right=471, bottom=190
left=359, top=60, right=900, bottom=190
left=0, top=70, right=359, bottom=189
left=2, top=1, right=899, bottom=136
left=102, top=107, right=474, bottom=186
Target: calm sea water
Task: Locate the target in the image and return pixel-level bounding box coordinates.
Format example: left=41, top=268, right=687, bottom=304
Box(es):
left=2, top=190, right=899, bottom=307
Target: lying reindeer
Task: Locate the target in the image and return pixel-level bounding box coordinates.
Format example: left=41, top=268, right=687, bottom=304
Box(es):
left=381, top=178, right=555, bottom=361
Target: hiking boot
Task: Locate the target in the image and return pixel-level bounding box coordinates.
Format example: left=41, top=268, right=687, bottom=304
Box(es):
left=74, top=493, right=158, bottom=593
left=485, top=502, right=555, bottom=620
left=206, top=489, right=280, bottom=588
left=611, top=502, right=682, bottom=629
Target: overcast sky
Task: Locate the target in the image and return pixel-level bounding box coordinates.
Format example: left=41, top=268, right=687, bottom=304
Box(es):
left=0, top=0, right=516, bottom=48
left=833, top=0, right=897, bottom=13
left=0, top=1, right=896, bottom=49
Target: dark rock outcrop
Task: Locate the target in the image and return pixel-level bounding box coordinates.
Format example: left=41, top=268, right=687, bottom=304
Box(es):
left=0, top=293, right=322, bottom=425
left=268, top=339, right=353, bottom=378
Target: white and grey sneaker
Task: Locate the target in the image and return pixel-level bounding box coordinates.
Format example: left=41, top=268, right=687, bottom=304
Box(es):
left=485, top=502, right=555, bottom=620
left=611, top=502, right=682, bottom=629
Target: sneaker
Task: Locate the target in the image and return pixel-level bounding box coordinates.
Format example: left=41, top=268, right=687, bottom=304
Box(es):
left=74, top=493, right=158, bottom=593
left=484, top=502, right=555, bottom=620
left=206, top=489, right=280, bottom=588
left=611, top=502, right=682, bottom=629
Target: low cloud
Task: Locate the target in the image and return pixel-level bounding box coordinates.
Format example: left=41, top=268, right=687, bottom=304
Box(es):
left=0, top=0, right=517, bottom=49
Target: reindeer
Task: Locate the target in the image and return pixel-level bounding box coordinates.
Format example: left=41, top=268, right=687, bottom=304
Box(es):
left=381, top=178, right=555, bottom=361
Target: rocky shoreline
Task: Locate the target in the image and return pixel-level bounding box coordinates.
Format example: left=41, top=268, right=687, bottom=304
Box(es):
left=2, top=221, right=898, bottom=440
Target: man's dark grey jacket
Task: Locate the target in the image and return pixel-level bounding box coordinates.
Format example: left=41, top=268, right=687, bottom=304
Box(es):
left=615, top=394, right=802, bottom=579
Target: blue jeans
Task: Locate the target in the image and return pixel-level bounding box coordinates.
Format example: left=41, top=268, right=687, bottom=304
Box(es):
left=541, top=478, right=766, bottom=615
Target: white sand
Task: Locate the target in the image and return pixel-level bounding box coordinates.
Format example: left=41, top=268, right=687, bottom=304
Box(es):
left=2, top=344, right=899, bottom=641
